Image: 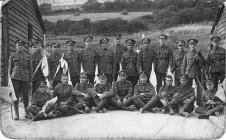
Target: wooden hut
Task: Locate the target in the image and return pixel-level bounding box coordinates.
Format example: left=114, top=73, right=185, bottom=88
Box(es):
left=0, top=0, right=46, bottom=86
left=211, top=2, right=226, bottom=49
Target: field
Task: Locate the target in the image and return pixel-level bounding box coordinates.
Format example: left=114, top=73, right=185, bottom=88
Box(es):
left=43, top=12, right=153, bottom=22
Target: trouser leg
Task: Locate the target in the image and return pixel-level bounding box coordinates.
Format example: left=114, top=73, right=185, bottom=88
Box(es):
left=71, top=75, right=80, bottom=88
left=97, top=98, right=109, bottom=110
left=194, top=76, right=202, bottom=106
left=183, top=102, right=195, bottom=113
left=87, top=74, right=95, bottom=85
left=21, top=81, right=30, bottom=117
left=12, top=80, right=21, bottom=120
left=142, top=95, right=162, bottom=111
left=127, top=76, right=139, bottom=87
left=133, top=96, right=146, bottom=108
left=206, top=105, right=224, bottom=116
left=156, top=72, right=166, bottom=93
left=106, top=74, right=113, bottom=84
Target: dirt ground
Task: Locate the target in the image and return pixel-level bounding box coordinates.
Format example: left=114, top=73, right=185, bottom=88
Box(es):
left=0, top=99, right=225, bottom=140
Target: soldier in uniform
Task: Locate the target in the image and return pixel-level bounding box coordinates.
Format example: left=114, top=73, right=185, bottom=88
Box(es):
left=181, top=39, right=205, bottom=106
left=89, top=73, right=114, bottom=113
left=98, top=38, right=114, bottom=84
left=140, top=75, right=176, bottom=114
left=172, top=74, right=196, bottom=117
left=31, top=39, right=46, bottom=92
left=154, top=34, right=173, bottom=92
left=65, top=40, right=81, bottom=87
left=72, top=72, right=93, bottom=113
left=195, top=78, right=225, bottom=119
left=125, top=72, right=156, bottom=110
left=49, top=42, right=63, bottom=88
left=205, top=36, right=225, bottom=90
left=171, top=40, right=186, bottom=87
left=8, top=40, right=32, bottom=120
left=111, top=70, right=136, bottom=111
left=138, top=38, right=155, bottom=81
left=110, top=34, right=127, bottom=81
left=81, top=36, right=98, bottom=84
left=121, top=39, right=139, bottom=86
left=27, top=81, right=54, bottom=121
left=52, top=74, right=74, bottom=117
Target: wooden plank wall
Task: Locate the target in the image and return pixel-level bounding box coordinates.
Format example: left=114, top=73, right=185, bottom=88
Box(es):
left=212, top=4, right=226, bottom=49
left=0, top=0, right=44, bottom=86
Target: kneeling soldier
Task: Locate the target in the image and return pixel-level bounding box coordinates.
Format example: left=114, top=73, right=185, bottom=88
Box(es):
left=140, top=75, right=176, bottom=114
left=125, top=72, right=156, bottom=110
left=52, top=74, right=73, bottom=117
left=89, top=73, right=114, bottom=113
left=195, top=78, right=225, bottom=119
left=111, top=70, right=135, bottom=111
left=172, top=74, right=196, bottom=117
left=27, top=81, right=54, bottom=121
left=72, top=72, right=93, bottom=113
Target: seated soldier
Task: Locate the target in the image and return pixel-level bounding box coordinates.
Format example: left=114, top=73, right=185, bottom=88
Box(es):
left=52, top=74, right=74, bottom=117
left=110, top=70, right=136, bottom=111
left=72, top=72, right=93, bottom=113
left=27, top=81, right=55, bottom=121
left=171, top=74, right=196, bottom=117
left=89, top=73, right=114, bottom=113
left=125, top=72, right=156, bottom=110
left=195, top=78, right=225, bottom=119
left=140, top=75, right=176, bottom=114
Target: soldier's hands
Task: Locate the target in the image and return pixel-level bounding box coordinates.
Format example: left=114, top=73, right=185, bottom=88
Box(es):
left=183, top=99, right=190, bottom=104
left=160, top=99, right=168, bottom=106
left=82, top=93, right=89, bottom=98
left=117, top=100, right=122, bottom=105
left=97, top=94, right=105, bottom=99
left=60, top=102, right=67, bottom=106
left=123, top=98, right=127, bottom=104
left=140, top=93, right=145, bottom=96
left=207, top=100, right=215, bottom=105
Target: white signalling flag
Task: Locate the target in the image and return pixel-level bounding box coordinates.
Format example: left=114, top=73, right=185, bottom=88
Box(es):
left=41, top=54, right=51, bottom=88
left=167, top=66, right=175, bottom=86
left=150, top=63, right=157, bottom=92
left=8, top=73, right=17, bottom=101
left=80, top=62, right=84, bottom=73
left=59, top=53, right=72, bottom=85
left=41, top=96, right=58, bottom=117
left=94, top=64, right=99, bottom=86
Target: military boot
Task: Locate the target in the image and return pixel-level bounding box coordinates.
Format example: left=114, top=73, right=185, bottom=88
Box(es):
left=23, top=101, right=30, bottom=119
left=13, top=101, right=19, bottom=120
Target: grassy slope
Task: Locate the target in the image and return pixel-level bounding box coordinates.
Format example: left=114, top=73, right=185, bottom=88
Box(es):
left=43, top=12, right=153, bottom=22
left=46, top=23, right=212, bottom=57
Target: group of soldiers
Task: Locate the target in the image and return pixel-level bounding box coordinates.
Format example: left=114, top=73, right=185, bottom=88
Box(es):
left=8, top=33, right=225, bottom=121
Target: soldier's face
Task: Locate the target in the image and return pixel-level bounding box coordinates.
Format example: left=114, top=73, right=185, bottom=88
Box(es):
left=212, top=41, right=219, bottom=47
left=180, top=79, right=187, bottom=86
left=177, top=44, right=184, bottom=50
left=85, top=40, right=91, bottom=46
left=143, top=42, right=150, bottom=47
left=61, top=76, right=69, bottom=84
left=140, top=76, right=147, bottom=84
left=38, top=86, right=46, bottom=93
left=189, top=44, right=196, bottom=51
left=67, top=43, right=74, bottom=49
left=159, top=39, right=166, bottom=45
left=100, top=78, right=107, bottom=84
left=32, top=45, right=39, bottom=53
left=206, top=84, right=214, bottom=90
left=115, top=39, right=120, bottom=45
left=119, top=76, right=127, bottom=81
left=166, top=78, right=173, bottom=86
left=127, top=44, right=133, bottom=50
left=80, top=77, right=88, bottom=84
left=17, top=44, right=24, bottom=52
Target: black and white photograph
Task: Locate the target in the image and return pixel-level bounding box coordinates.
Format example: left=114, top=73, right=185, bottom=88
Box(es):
left=0, top=0, right=226, bottom=139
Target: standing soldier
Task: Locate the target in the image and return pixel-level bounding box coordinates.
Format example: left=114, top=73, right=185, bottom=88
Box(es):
left=65, top=40, right=81, bottom=87
left=81, top=36, right=98, bottom=84
left=195, top=78, right=225, bottom=119
left=138, top=38, right=155, bottom=81
left=154, top=34, right=173, bottom=92
left=121, top=39, right=139, bottom=86
left=140, top=75, right=176, bottom=114
left=8, top=40, right=33, bottom=120
left=52, top=74, right=73, bottom=117
left=205, top=36, right=225, bottom=90
left=172, top=74, right=196, bottom=117
left=89, top=73, right=114, bottom=113
left=110, top=34, right=127, bottom=81
left=98, top=38, right=114, bottom=84
left=181, top=39, right=205, bottom=106
left=72, top=72, right=93, bottom=113
left=31, top=39, right=46, bottom=92
left=125, top=72, right=156, bottom=110
left=171, top=40, right=186, bottom=87
left=49, top=42, right=63, bottom=88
